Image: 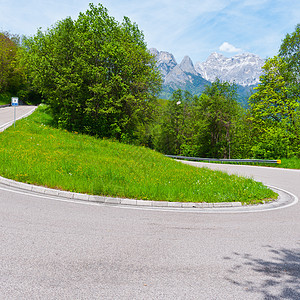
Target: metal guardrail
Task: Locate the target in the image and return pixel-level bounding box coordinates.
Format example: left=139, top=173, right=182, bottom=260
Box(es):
left=165, top=155, right=281, bottom=164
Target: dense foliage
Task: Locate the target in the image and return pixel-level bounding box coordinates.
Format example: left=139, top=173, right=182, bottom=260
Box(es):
left=0, top=32, right=25, bottom=103
left=249, top=56, right=300, bottom=158
left=2, top=7, right=299, bottom=160
left=153, top=22, right=300, bottom=160
left=248, top=24, right=300, bottom=158
left=21, top=4, right=161, bottom=142
left=279, top=24, right=300, bottom=85
left=153, top=81, right=244, bottom=158
left=0, top=105, right=277, bottom=203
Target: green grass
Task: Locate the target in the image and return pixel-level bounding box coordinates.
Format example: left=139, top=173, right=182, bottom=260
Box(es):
left=0, top=105, right=277, bottom=204
left=277, top=158, right=300, bottom=169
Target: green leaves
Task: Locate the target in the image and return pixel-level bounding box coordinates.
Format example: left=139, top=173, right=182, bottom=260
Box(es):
left=279, top=24, right=300, bottom=80
left=249, top=55, right=300, bottom=158
left=196, top=80, right=241, bottom=158
left=21, top=3, right=161, bottom=140
left=153, top=82, right=243, bottom=159
left=0, top=32, right=25, bottom=96
left=248, top=24, right=300, bottom=159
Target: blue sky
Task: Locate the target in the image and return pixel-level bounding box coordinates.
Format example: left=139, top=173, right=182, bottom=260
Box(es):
left=1, top=0, right=300, bottom=63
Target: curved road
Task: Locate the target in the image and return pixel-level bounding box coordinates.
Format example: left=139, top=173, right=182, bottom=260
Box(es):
left=1, top=106, right=300, bottom=299
left=0, top=105, right=37, bottom=132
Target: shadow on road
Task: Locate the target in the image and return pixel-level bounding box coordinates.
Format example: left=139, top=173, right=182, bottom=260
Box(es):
left=224, top=245, right=300, bottom=299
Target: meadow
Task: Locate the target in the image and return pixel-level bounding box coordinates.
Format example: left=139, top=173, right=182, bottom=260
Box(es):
left=0, top=105, right=277, bottom=204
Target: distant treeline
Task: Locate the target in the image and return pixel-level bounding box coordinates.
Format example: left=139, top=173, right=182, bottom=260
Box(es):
left=0, top=4, right=299, bottom=159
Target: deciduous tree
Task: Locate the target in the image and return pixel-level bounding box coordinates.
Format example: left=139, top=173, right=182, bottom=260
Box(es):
left=249, top=56, right=300, bottom=158
left=279, top=24, right=300, bottom=84
left=0, top=32, right=23, bottom=96
left=197, top=80, right=240, bottom=158
left=21, top=4, right=161, bottom=141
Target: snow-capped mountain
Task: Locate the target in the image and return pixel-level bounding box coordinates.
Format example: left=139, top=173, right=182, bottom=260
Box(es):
left=165, top=55, right=199, bottom=85
left=150, top=48, right=209, bottom=95
left=150, top=48, right=264, bottom=102
left=195, top=52, right=264, bottom=87
left=149, top=48, right=177, bottom=79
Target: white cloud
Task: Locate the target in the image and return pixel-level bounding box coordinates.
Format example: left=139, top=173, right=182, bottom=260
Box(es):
left=219, top=42, right=242, bottom=53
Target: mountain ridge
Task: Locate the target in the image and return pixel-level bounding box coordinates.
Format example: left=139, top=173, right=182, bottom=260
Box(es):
left=195, top=52, right=264, bottom=87
left=150, top=48, right=264, bottom=103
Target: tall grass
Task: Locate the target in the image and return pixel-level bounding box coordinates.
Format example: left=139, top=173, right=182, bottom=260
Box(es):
left=0, top=105, right=277, bottom=204
left=279, top=158, right=300, bottom=169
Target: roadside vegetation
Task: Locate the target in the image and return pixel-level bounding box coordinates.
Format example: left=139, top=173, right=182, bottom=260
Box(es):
left=0, top=106, right=277, bottom=204
left=279, top=158, right=300, bottom=169
left=250, top=158, right=300, bottom=169
left=1, top=5, right=297, bottom=162
left=0, top=4, right=298, bottom=203
left=0, top=95, right=10, bottom=105
left=188, top=159, right=300, bottom=170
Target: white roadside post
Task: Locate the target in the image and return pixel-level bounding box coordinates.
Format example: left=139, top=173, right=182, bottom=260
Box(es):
left=11, top=97, right=19, bottom=127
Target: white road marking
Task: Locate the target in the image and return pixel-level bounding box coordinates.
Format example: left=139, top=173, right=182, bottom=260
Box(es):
left=0, top=184, right=298, bottom=214
left=0, top=107, right=37, bottom=131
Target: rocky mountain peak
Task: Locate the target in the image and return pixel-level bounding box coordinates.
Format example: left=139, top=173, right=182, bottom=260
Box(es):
left=179, top=55, right=198, bottom=75
left=150, top=48, right=264, bottom=100
left=150, top=48, right=177, bottom=78
left=208, top=52, right=226, bottom=61
left=149, top=48, right=159, bottom=57
left=195, top=52, right=264, bottom=86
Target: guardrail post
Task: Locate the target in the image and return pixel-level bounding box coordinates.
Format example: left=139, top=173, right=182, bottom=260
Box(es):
left=165, top=155, right=280, bottom=164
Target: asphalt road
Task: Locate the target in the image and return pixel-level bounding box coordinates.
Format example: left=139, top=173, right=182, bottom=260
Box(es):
left=0, top=105, right=37, bottom=132
left=1, top=107, right=300, bottom=299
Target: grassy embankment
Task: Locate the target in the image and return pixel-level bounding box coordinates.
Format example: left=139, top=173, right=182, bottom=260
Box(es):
left=273, top=158, right=300, bottom=169
left=0, top=105, right=277, bottom=204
